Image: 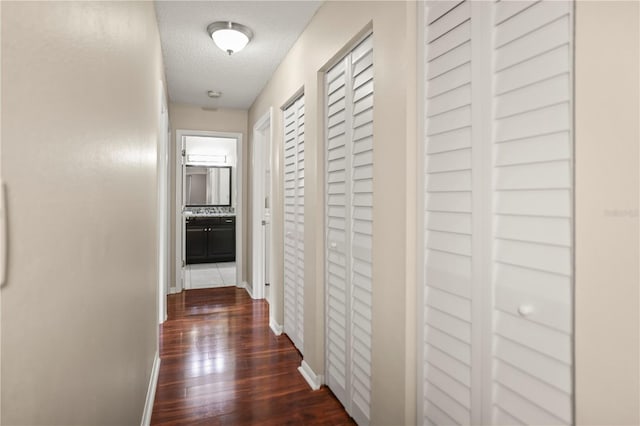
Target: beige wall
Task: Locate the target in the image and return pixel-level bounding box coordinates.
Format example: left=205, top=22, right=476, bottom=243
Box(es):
left=575, top=1, right=640, bottom=424
left=1, top=1, right=164, bottom=424
left=248, top=2, right=417, bottom=424
left=0, top=3, right=3, bottom=422
left=167, top=103, right=248, bottom=287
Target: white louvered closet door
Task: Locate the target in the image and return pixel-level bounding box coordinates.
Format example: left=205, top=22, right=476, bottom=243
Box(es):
left=423, top=1, right=475, bottom=425
left=325, top=34, right=373, bottom=426
left=422, top=1, right=574, bottom=425
left=295, top=96, right=305, bottom=352
left=491, top=2, right=574, bottom=424
left=283, top=94, right=305, bottom=353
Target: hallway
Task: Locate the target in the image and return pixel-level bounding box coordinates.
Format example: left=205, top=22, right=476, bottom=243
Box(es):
left=1, top=1, right=638, bottom=424
left=151, top=288, right=355, bottom=425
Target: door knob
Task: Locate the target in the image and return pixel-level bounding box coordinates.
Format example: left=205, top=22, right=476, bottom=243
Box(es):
left=518, top=304, right=534, bottom=317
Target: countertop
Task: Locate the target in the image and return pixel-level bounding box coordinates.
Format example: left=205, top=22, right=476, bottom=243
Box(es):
left=184, top=212, right=236, bottom=218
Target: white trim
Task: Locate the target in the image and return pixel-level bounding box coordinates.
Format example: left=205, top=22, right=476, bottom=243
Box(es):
left=471, top=4, right=495, bottom=424
left=157, top=80, right=169, bottom=325
left=174, top=129, right=244, bottom=293
left=0, top=7, right=3, bottom=421
left=269, top=317, right=283, bottom=336
left=237, top=280, right=256, bottom=299
left=298, top=360, right=323, bottom=391
left=140, top=351, right=161, bottom=426
left=415, top=2, right=426, bottom=424
left=251, top=108, right=273, bottom=300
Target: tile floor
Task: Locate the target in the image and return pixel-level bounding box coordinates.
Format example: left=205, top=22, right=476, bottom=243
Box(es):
left=185, top=262, right=236, bottom=289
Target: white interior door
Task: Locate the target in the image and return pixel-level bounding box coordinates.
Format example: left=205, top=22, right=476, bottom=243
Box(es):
left=263, top=114, right=272, bottom=299
left=325, top=33, right=373, bottom=426
left=283, top=95, right=305, bottom=353
left=420, top=1, right=574, bottom=425
left=252, top=110, right=272, bottom=300
left=490, top=1, right=574, bottom=424
left=422, top=2, right=476, bottom=424
left=181, top=136, right=187, bottom=289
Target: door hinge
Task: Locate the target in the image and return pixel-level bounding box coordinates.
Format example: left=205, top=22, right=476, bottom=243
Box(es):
left=181, top=149, right=186, bottom=157
left=182, top=260, right=186, bottom=267
left=265, top=282, right=270, bottom=286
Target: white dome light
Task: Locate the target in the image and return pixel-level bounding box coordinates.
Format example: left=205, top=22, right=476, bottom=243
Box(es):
left=207, top=22, right=253, bottom=55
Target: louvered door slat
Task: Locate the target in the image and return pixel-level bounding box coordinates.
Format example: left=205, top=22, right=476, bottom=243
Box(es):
left=325, top=33, right=373, bottom=426
left=283, top=94, right=305, bottom=354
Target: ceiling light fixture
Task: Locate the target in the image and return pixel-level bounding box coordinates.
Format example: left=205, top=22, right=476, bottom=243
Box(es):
left=207, top=90, right=222, bottom=98
left=206, top=21, right=253, bottom=55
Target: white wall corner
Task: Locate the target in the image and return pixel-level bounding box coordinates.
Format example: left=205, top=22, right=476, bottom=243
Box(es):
left=140, top=351, right=161, bottom=426
left=269, top=317, right=283, bottom=336
left=238, top=281, right=258, bottom=299
left=298, top=360, right=323, bottom=391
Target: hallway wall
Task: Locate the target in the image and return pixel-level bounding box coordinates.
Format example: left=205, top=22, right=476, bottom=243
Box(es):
left=250, top=1, right=640, bottom=425
left=248, top=2, right=418, bottom=424
left=167, top=103, right=248, bottom=289
left=575, top=1, right=640, bottom=424
left=1, top=2, right=165, bottom=424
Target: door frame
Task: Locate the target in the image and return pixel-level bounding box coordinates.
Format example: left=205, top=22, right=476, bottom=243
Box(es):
left=157, top=80, right=169, bottom=324
left=251, top=108, right=273, bottom=300
left=415, top=2, right=426, bottom=422
left=174, top=129, right=244, bottom=293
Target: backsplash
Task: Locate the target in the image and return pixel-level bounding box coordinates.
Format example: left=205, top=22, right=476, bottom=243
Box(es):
left=184, top=206, right=235, bottom=216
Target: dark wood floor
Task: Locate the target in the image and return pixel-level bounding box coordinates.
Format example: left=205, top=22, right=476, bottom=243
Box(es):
left=151, top=287, right=355, bottom=425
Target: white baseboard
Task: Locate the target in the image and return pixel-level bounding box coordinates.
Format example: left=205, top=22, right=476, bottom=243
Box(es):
left=269, top=317, right=283, bottom=336
left=238, top=281, right=259, bottom=299
left=298, top=360, right=323, bottom=391
left=244, top=282, right=254, bottom=298
left=141, top=351, right=161, bottom=426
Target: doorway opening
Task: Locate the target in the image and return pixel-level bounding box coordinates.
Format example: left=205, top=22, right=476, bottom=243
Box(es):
left=174, top=130, right=244, bottom=293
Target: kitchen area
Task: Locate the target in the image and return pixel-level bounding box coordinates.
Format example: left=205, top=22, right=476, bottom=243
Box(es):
left=181, top=135, right=238, bottom=289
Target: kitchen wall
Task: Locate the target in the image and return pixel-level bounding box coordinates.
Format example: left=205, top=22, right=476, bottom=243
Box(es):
left=1, top=1, right=165, bottom=424
left=575, top=1, right=640, bottom=424
left=168, top=103, right=248, bottom=288
left=248, top=2, right=418, bottom=423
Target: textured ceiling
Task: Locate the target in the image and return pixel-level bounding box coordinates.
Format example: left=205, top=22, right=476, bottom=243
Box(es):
left=155, top=1, right=322, bottom=109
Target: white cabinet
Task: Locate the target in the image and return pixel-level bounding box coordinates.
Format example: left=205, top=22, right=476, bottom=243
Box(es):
left=421, top=1, right=574, bottom=425
left=325, top=33, right=374, bottom=426
left=283, top=94, right=305, bottom=353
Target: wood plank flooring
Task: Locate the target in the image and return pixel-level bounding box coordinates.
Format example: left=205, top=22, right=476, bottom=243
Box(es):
left=151, top=287, right=355, bottom=425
